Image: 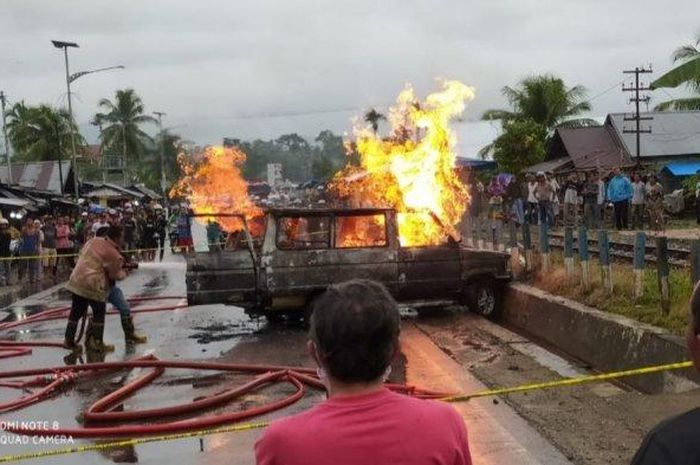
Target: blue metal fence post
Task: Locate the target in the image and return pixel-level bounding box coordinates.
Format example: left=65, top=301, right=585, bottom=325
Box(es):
left=579, top=226, right=590, bottom=291
left=633, top=232, right=646, bottom=300
left=564, top=227, right=574, bottom=277
left=656, top=236, right=670, bottom=314
left=598, top=229, right=613, bottom=293
left=539, top=221, right=550, bottom=272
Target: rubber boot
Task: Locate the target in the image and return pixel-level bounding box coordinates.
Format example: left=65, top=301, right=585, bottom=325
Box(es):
left=63, top=320, right=83, bottom=353
left=121, top=316, right=147, bottom=344
left=84, top=320, right=115, bottom=353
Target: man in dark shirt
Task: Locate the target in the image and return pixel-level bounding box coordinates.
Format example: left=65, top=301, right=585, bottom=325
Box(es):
left=42, top=216, right=58, bottom=278
left=121, top=209, right=138, bottom=255
left=0, top=219, right=11, bottom=285
left=631, top=282, right=700, bottom=464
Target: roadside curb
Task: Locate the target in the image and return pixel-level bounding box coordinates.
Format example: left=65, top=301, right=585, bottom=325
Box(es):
left=503, top=283, right=699, bottom=394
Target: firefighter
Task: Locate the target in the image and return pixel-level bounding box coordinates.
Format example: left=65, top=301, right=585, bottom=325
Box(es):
left=63, top=225, right=126, bottom=352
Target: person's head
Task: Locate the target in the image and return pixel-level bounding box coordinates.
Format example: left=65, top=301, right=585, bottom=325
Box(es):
left=632, top=173, right=640, bottom=182
left=613, top=166, right=621, bottom=176
left=688, top=282, right=700, bottom=372
left=308, top=279, right=400, bottom=387
left=105, top=224, right=123, bottom=245
left=649, top=174, right=658, bottom=184
left=46, top=216, right=54, bottom=225
left=0, top=218, right=8, bottom=230
left=589, top=171, right=599, bottom=181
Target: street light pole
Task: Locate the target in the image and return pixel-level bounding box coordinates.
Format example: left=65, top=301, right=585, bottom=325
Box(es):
left=153, top=111, right=167, bottom=196
left=52, top=40, right=80, bottom=199
left=0, top=91, right=12, bottom=185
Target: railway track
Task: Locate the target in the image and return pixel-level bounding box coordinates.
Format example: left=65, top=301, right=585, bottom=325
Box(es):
left=543, top=231, right=690, bottom=266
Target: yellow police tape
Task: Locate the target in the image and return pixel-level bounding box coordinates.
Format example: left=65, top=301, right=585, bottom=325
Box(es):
left=0, top=360, right=694, bottom=463
left=0, top=247, right=164, bottom=262
left=0, top=422, right=270, bottom=463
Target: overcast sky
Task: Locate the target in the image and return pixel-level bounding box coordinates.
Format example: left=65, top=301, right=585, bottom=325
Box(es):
left=1, top=0, right=698, bottom=156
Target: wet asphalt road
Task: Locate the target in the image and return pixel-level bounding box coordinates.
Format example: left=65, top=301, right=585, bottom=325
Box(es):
left=0, top=240, right=324, bottom=465
left=0, top=224, right=577, bottom=465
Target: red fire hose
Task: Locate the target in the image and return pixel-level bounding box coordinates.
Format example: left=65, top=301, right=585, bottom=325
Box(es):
left=0, top=296, right=451, bottom=439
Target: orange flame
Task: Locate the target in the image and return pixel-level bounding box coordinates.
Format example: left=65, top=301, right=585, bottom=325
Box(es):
left=332, top=80, right=474, bottom=246
left=170, top=146, right=262, bottom=233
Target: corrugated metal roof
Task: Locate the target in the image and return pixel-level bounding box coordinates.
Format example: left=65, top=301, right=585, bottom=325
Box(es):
left=607, top=111, right=700, bottom=158
left=0, top=160, right=72, bottom=194
left=662, top=162, right=700, bottom=176
left=84, top=183, right=143, bottom=199
left=526, top=157, right=573, bottom=174
left=454, top=158, right=497, bottom=169
left=556, top=126, right=634, bottom=169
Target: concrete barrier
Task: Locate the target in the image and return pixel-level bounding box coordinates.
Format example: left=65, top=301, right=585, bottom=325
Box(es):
left=503, top=283, right=700, bottom=394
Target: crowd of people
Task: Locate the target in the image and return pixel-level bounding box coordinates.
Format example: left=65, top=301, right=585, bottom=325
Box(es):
left=466, top=167, right=667, bottom=236
left=0, top=202, right=195, bottom=287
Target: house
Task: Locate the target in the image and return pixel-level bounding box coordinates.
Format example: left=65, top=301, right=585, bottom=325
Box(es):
left=606, top=111, right=700, bottom=166
left=659, top=162, right=700, bottom=193
left=82, top=183, right=145, bottom=207
left=529, top=125, right=633, bottom=175
left=527, top=111, right=700, bottom=176
left=0, top=160, right=75, bottom=196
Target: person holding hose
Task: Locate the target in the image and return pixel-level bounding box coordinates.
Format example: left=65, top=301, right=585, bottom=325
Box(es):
left=95, top=225, right=147, bottom=344
left=63, top=225, right=126, bottom=353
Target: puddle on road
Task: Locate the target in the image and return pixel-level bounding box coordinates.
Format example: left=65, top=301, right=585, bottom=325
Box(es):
left=0, top=304, right=54, bottom=322
left=189, top=321, right=258, bottom=344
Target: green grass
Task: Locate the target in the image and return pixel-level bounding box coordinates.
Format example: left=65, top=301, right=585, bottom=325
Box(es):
left=530, top=251, right=693, bottom=335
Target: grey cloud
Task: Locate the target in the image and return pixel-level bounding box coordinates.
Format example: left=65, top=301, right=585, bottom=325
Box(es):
left=1, top=0, right=698, bottom=149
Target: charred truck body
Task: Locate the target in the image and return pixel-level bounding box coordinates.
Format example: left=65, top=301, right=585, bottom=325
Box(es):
left=186, top=208, right=511, bottom=320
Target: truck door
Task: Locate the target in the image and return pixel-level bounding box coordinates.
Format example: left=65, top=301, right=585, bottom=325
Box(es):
left=264, top=213, right=333, bottom=300
left=397, top=242, right=462, bottom=301
left=326, top=212, right=399, bottom=296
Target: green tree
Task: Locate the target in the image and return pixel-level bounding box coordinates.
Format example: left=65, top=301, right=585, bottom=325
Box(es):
left=363, top=108, right=386, bottom=134
left=6, top=102, right=83, bottom=162
left=133, top=131, right=183, bottom=190
left=482, top=74, right=595, bottom=129
left=491, top=119, right=547, bottom=176
left=93, top=89, right=156, bottom=167
left=651, top=33, right=700, bottom=111
left=480, top=74, right=596, bottom=158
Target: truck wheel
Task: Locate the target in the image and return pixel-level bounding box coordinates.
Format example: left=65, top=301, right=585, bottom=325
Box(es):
left=467, top=280, right=502, bottom=319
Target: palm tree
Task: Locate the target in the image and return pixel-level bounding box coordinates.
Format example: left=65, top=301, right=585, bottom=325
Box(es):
left=482, top=74, right=596, bottom=130
left=6, top=102, right=82, bottom=162
left=651, top=33, right=700, bottom=111
left=479, top=74, right=597, bottom=157
left=363, top=108, right=386, bottom=134
left=93, top=89, right=156, bottom=166
left=134, top=130, right=183, bottom=190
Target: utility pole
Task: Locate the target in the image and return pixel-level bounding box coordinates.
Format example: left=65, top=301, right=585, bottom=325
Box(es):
left=0, top=91, right=12, bottom=185
left=153, top=111, right=167, bottom=196
left=52, top=40, right=81, bottom=198
left=622, top=66, right=653, bottom=168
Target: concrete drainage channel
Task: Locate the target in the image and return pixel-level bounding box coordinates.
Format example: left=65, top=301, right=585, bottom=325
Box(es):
left=502, top=283, right=700, bottom=394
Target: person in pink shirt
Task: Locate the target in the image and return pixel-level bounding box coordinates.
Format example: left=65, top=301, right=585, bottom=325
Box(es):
left=255, top=279, right=472, bottom=465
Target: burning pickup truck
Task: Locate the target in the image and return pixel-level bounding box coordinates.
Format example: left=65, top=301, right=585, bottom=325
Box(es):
left=186, top=207, right=511, bottom=320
